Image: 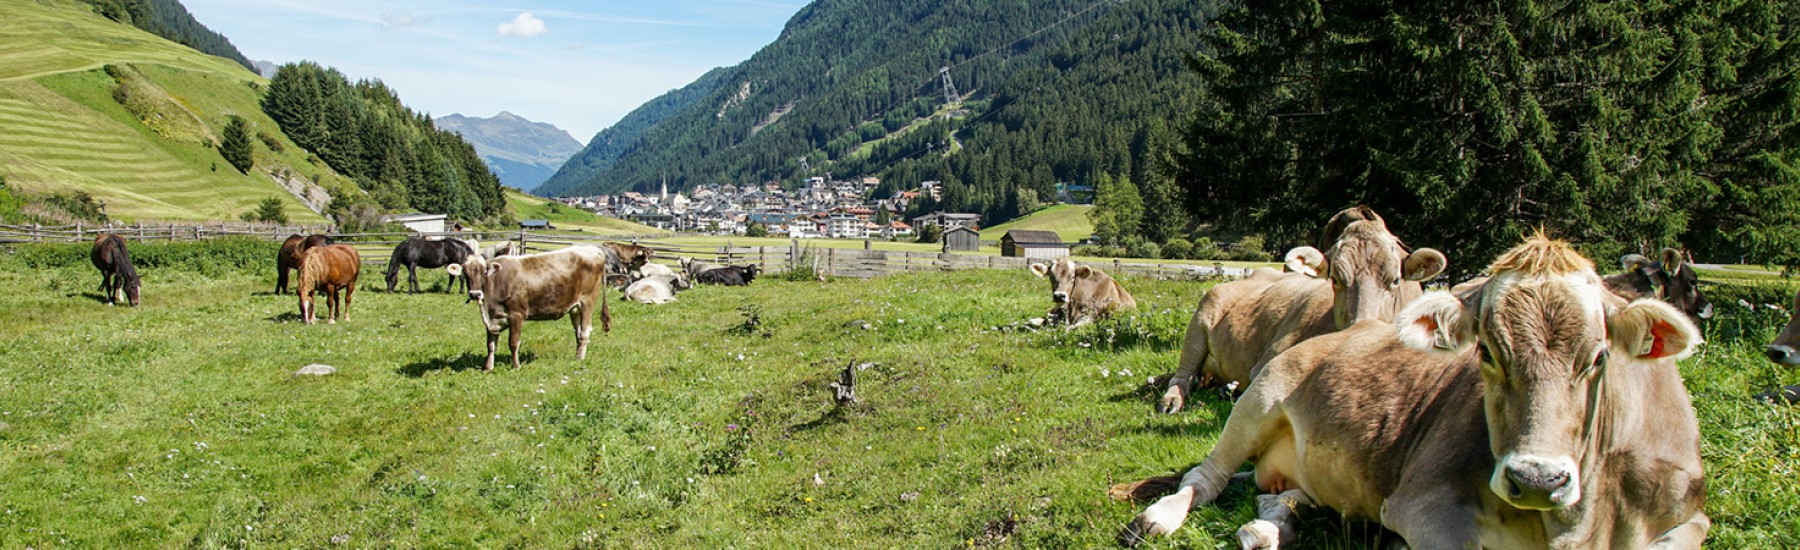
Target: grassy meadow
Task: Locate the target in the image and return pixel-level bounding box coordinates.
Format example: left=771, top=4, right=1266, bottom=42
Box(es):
left=0, top=240, right=1796, bottom=548
left=980, top=204, right=1096, bottom=243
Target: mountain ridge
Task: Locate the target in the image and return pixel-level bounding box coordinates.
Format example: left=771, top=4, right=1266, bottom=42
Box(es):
left=436, top=111, right=584, bottom=192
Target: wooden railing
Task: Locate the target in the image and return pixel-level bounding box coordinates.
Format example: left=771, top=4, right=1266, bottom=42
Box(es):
left=0, top=223, right=1245, bottom=281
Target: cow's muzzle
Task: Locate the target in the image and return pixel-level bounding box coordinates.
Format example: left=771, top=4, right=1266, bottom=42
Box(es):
left=1494, top=454, right=1579, bottom=510
left=1052, top=291, right=1069, bottom=304
left=1767, top=344, right=1800, bottom=366
left=466, top=290, right=483, bottom=304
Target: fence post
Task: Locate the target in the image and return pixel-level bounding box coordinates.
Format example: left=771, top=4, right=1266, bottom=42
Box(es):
left=863, top=238, right=871, bottom=250
left=790, top=239, right=799, bottom=272
left=136, top=223, right=144, bottom=239
left=33, top=223, right=40, bottom=243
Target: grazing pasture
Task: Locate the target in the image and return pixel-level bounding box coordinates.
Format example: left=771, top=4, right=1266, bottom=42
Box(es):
left=0, top=240, right=1795, bottom=548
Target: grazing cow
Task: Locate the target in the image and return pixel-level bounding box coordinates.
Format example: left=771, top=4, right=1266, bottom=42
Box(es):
left=1119, top=235, right=1708, bottom=550
left=1759, top=289, right=1800, bottom=404
left=1158, top=207, right=1447, bottom=413
left=1603, top=248, right=1714, bottom=319
left=297, top=244, right=360, bottom=324
left=276, top=234, right=333, bottom=295
left=1028, top=257, right=1136, bottom=326
left=447, top=245, right=614, bottom=371
left=694, top=264, right=759, bottom=286
left=625, top=272, right=691, bottom=304
left=386, top=237, right=476, bottom=294
left=90, top=233, right=141, bottom=306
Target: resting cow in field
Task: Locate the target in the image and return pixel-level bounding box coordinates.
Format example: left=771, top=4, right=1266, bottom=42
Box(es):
left=447, top=245, right=614, bottom=371
left=680, top=257, right=722, bottom=277
left=1759, top=289, right=1800, bottom=404
left=1159, top=207, right=1447, bottom=413
left=386, top=237, right=476, bottom=294
left=694, top=264, right=759, bottom=286
left=1602, top=248, right=1714, bottom=319
left=297, top=244, right=360, bottom=324
left=625, top=272, right=691, bottom=304
left=1028, top=257, right=1136, bottom=326
left=276, top=234, right=333, bottom=295
left=1118, top=235, right=1708, bottom=549
left=90, top=233, right=141, bottom=306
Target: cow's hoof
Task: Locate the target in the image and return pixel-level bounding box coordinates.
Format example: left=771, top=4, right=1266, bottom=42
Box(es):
left=1237, top=519, right=1280, bottom=550
left=1119, top=496, right=1187, bottom=546
left=1158, top=389, right=1185, bottom=414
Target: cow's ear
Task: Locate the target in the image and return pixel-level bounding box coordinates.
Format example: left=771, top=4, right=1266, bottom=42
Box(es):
left=1402, top=248, right=1447, bottom=282
left=1029, top=263, right=1049, bottom=278
left=1397, top=291, right=1477, bottom=353
left=1283, top=247, right=1326, bottom=278
left=1609, top=299, right=1702, bottom=361
left=445, top=264, right=463, bottom=276
left=1075, top=265, right=1093, bottom=278
left=1660, top=248, right=1685, bottom=277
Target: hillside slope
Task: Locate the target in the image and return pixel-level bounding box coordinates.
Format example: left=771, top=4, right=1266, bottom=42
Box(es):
left=0, top=0, right=349, bottom=223
left=535, top=66, right=730, bottom=197
left=436, top=111, right=584, bottom=192
left=979, top=205, right=1094, bottom=243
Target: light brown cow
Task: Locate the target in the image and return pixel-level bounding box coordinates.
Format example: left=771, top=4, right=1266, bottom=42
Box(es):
left=1028, top=257, right=1136, bottom=326
left=1120, top=235, right=1708, bottom=549
left=1759, top=289, right=1800, bottom=403
left=448, top=245, right=614, bottom=371
left=1158, top=207, right=1447, bottom=413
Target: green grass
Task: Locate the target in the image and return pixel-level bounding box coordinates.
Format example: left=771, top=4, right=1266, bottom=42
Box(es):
left=0, top=0, right=338, bottom=223
left=0, top=240, right=1795, bottom=547
left=980, top=204, right=1096, bottom=243
left=501, top=189, right=664, bottom=234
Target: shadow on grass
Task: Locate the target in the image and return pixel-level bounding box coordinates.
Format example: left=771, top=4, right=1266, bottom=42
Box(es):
left=396, top=351, right=534, bottom=377
left=266, top=311, right=302, bottom=323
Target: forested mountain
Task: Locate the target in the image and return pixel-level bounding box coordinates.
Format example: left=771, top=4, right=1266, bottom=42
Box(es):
left=535, top=66, right=730, bottom=196
left=263, top=62, right=507, bottom=221
left=436, top=111, right=584, bottom=192
left=545, top=0, right=1197, bottom=213
left=76, top=0, right=256, bottom=72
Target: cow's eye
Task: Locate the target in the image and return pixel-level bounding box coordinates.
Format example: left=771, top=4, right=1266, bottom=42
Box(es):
left=1583, top=349, right=1609, bottom=378
left=1479, top=344, right=1500, bottom=372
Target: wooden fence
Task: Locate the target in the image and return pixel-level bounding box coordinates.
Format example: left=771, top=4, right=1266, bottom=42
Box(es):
left=0, top=223, right=1245, bottom=281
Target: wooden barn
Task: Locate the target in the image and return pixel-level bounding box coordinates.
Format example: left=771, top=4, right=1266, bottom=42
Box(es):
left=941, top=226, right=980, bottom=252
left=1001, top=229, right=1069, bottom=259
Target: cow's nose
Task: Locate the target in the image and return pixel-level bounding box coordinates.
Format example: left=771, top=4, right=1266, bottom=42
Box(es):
left=1767, top=345, right=1798, bottom=365
left=1052, top=291, right=1068, bottom=303
left=1503, top=461, right=1571, bottom=508
left=1698, top=302, right=1714, bottom=319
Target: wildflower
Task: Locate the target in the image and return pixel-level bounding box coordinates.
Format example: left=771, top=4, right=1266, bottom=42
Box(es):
left=726, top=423, right=739, bottom=431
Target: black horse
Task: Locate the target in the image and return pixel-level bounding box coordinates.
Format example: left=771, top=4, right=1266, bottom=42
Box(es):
left=90, top=233, right=141, bottom=306
left=386, top=237, right=475, bottom=293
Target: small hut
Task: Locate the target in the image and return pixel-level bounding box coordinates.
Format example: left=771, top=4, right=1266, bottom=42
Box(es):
left=941, top=226, right=980, bottom=253
left=1001, top=230, right=1068, bottom=259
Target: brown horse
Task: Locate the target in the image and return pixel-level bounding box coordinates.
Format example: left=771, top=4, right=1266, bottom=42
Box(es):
left=297, top=244, right=360, bottom=324
left=276, top=234, right=334, bottom=295
left=90, top=233, right=141, bottom=306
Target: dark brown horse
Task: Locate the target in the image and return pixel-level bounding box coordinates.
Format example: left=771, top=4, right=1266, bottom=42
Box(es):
left=276, top=234, right=334, bottom=295
left=298, top=244, right=360, bottom=324
left=90, top=233, right=141, bottom=306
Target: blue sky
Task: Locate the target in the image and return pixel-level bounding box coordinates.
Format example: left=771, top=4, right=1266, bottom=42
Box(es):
left=183, top=0, right=808, bottom=141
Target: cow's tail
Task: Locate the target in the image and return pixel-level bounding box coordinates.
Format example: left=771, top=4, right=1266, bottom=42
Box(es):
left=599, top=280, right=613, bottom=332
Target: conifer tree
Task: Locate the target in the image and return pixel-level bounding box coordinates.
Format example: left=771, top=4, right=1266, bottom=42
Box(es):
left=219, top=115, right=253, bottom=173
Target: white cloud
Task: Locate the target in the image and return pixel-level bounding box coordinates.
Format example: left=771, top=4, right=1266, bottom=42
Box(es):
left=497, top=12, right=547, bottom=39
left=381, top=11, right=431, bottom=30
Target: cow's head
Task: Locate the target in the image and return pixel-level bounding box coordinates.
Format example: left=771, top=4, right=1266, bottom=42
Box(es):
left=1620, top=249, right=1713, bottom=319
left=446, top=255, right=490, bottom=304
left=604, top=242, right=653, bottom=272
left=1766, top=289, right=1800, bottom=366
left=1321, top=218, right=1446, bottom=329
left=1398, top=235, right=1700, bottom=512
left=743, top=264, right=760, bottom=284
left=1029, top=258, right=1092, bottom=307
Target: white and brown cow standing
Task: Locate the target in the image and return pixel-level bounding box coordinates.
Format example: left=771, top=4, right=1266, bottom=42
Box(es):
left=1119, top=234, right=1708, bottom=549
left=1028, top=257, right=1136, bottom=326
left=1159, top=207, right=1447, bottom=413
left=447, top=245, right=614, bottom=371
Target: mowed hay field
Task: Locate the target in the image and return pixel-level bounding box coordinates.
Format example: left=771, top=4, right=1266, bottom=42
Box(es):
left=0, top=240, right=1796, bottom=548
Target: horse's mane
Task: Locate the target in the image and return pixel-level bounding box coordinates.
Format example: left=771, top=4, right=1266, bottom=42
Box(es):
left=1488, top=231, right=1593, bottom=275
left=298, top=247, right=326, bottom=294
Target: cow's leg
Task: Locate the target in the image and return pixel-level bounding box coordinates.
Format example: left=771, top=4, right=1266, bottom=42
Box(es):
left=1377, top=489, right=1480, bottom=549
left=572, top=306, right=593, bottom=360
left=1121, top=381, right=1295, bottom=546
left=1236, top=489, right=1316, bottom=550
left=1647, top=512, right=1709, bottom=549
left=1162, top=309, right=1213, bottom=413
left=508, top=317, right=524, bottom=369
left=483, top=331, right=499, bottom=371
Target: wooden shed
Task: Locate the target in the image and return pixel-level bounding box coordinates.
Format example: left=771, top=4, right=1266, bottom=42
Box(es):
left=1001, top=229, right=1069, bottom=259
left=941, top=226, right=980, bottom=253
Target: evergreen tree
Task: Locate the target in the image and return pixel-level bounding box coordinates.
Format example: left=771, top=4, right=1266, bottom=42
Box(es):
left=1090, top=173, right=1144, bottom=246
left=219, top=115, right=253, bottom=173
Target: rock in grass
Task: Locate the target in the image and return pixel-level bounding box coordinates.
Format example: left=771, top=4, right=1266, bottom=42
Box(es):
left=294, top=364, right=337, bottom=376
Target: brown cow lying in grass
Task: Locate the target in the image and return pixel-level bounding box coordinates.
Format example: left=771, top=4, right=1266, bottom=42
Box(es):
left=1159, top=207, right=1447, bottom=413
left=1028, top=257, right=1136, bottom=326
left=297, top=244, right=360, bottom=324
left=1119, top=234, right=1708, bottom=549
left=448, top=245, right=614, bottom=371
